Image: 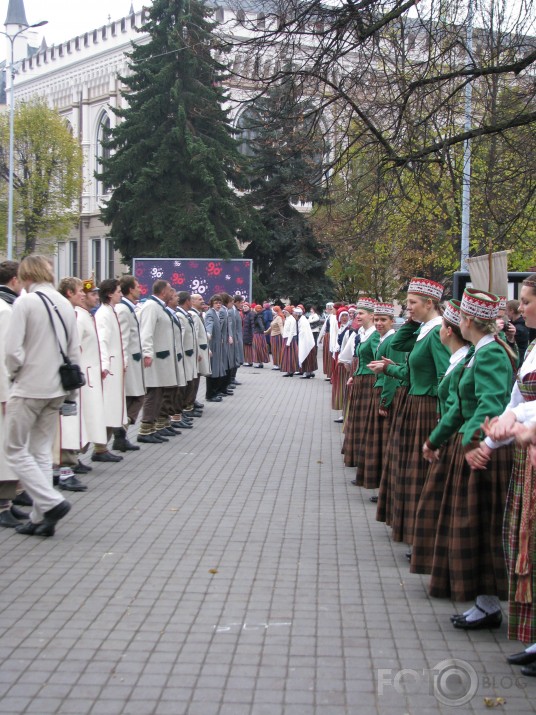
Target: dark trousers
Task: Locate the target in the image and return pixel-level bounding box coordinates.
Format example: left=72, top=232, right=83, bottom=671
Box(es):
left=126, top=395, right=145, bottom=425
left=140, top=387, right=163, bottom=425
left=206, top=375, right=225, bottom=399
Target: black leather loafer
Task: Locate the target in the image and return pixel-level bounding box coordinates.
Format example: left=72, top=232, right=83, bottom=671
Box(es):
left=452, top=610, right=502, bottom=630
left=0, top=509, right=22, bottom=528
left=521, top=662, right=536, bottom=677
left=91, top=451, right=123, bottom=463
left=137, top=434, right=162, bottom=444
left=13, top=491, right=33, bottom=507
left=507, top=650, right=536, bottom=666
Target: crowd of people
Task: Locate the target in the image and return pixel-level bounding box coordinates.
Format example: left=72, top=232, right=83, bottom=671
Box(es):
left=0, top=258, right=323, bottom=541
left=322, top=277, right=536, bottom=677
left=2, top=255, right=535, bottom=677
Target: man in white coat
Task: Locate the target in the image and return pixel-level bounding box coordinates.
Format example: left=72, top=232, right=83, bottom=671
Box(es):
left=159, top=289, right=189, bottom=432
left=0, top=295, right=21, bottom=527
left=187, top=293, right=210, bottom=416
left=137, top=280, right=177, bottom=443
left=174, top=291, right=200, bottom=423
left=114, top=275, right=145, bottom=451
left=93, top=278, right=127, bottom=462
left=54, top=277, right=91, bottom=492
left=4, top=256, right=76, bottom=537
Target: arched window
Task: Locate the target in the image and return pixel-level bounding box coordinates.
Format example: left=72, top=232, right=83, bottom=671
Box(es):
left=96, top=112, right=111, bottom=196
left=236, top=108, right=259, bottom=157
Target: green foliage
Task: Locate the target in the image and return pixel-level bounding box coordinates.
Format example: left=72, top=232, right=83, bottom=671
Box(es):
left=0, top=99, right=83, bottom=257
left=319, top=88, right=536, bottom=300
left=98, top=0, right=250, bottom=262
left=240, top=80, right=334, bottom=304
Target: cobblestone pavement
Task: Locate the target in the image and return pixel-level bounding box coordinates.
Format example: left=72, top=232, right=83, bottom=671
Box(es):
left=0, top=364, right=534, bottom=715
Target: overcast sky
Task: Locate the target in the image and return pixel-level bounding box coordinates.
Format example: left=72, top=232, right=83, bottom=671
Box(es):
left=2, top=1, right=145, bottom=56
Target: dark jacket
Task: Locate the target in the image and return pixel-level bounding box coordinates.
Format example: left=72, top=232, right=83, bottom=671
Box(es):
left=262, top=308, right=273, bottom=330
left=512, top=316, right=530, bottom=364
left=242, top=310, right=254, bottom=345
left=253, top=312, right=265, bottom=335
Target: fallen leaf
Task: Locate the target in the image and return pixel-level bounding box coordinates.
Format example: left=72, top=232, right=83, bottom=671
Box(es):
left=483, top=697, right=506, bottom=708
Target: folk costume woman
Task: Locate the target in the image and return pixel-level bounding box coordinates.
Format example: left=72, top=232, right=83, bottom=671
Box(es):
left=374, top=352, right=410, bottom=527
left=481, top=275, right=536, bottom=668
left=281, top=307, right=299, bottom=377
left=295, top=307, right=317, bottom=378
left=411, top=300, right=470, bottom=574
left=341, top=298, right=379, bottom=468
left=373, top=278, right=449, bottom=545
left=331, top=308, right=350, bottom=416
left=252, top=305, right=270, bottom=368
left=354, top=303, right=404, bottom=493
left=241, top=303, right=254, bottom=366
left=318, top=302, right=338, bottom=381
left=265, top=306, right=285, bottom=370
left=423, top=288, right=514, bottom=629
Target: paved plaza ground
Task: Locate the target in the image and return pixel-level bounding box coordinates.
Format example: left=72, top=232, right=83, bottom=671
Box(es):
left=0, top=363, right=534, bottom=715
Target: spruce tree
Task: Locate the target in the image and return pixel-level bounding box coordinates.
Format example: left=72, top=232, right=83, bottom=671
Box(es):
left=97, top=0, right=247, bottom=260
left=240, top=81, right=334, bottom=305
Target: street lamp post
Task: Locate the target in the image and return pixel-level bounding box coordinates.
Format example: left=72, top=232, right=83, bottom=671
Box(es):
left=1, top=20, right=47, bottom=260
left=460, top=0, right=473, bottom=272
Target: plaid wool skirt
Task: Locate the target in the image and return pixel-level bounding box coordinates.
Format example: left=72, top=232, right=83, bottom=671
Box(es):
left=301, top=346, right=318, bottom=373
left=354, top=388, right=391, bottom=489
left=410, top=438, right=455, bottom=575
left=281, top=338, right=298, bottom=374
left=244, top=344, right=253, bottom=363
left=342, top=374, right=376, bottom=468
left=270, top=334, right=284, bottom=367
left=390, top=394, right=439, bottom=544
left=323, top=339, right=333, bottom=378
left=253, top=333, right=269, bottom=363
left=429, top=433, right=512, bottom=602
left=331, top=359, right=348, bottom=411
left=503, top=446, right=536, bottom=644
left=377, top=387, right=408, bottom=525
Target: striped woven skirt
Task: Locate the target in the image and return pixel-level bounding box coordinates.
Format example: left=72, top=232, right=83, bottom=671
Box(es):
left=331, top=359, right=348, bottom=411
left=410, top=438, right=455, bottom=575
left=342, top=374, right=376, bottom=468
left=281, top=337, right=298, bottom=374
left=301, top=346, right=318, bottom=373
left=376, top=387, right=408, bottom=525
left=503, top=446, right=536, bottom=644
left=270, top=334, right=284, bottom=367
left=253, top=333, right=269, bottom=363
left=322, top=339, right=333, bottom=378
left=354, top=387, right=391, bottom=489
left=244, top=344, right=253, bottom=364
left=390, top=394, right=438, bottom=545
left=429, top=433, right=512, bottom=602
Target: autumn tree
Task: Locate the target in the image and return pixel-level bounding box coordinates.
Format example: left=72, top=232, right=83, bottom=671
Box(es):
left=0, top=99, right=83, bottom=257
left=225, top=0, right=536, bottom=170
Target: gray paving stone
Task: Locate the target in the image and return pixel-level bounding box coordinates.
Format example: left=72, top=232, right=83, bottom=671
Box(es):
left=0, top=367, right=533, bottom=715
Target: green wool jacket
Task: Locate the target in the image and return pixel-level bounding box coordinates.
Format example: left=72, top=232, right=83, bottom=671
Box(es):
left=353, top=329, right=380, bottom=377
left=385, top=320, right=450, bottom=397
left=372, top=332, right=408, bottom=410
left=427, top=338, right=513, bottom=450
